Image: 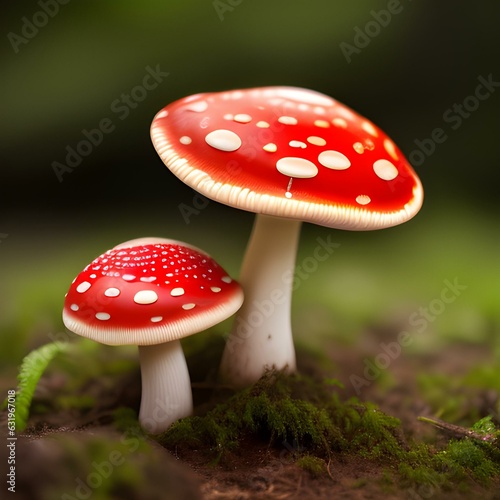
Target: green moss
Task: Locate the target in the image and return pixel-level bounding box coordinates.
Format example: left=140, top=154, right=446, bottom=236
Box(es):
left=398, top=463, right=446, bottom=490
left=296, top=455, right=326, bottom=477
left=159, top=371, right=344, bottom=460
left=157, top=369, right=500, bottom=494
left=437, top=440, right=500, bottom=486
left=341, top=402, right=404, bottom=460
left=471, top=415, right=497, bottom=436
left=160, top=370, right=401, bottom=463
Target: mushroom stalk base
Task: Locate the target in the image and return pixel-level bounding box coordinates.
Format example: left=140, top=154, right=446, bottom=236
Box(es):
left=138, top=340, right=193, bottom=434
left=219, top=214, right=301, bottom=388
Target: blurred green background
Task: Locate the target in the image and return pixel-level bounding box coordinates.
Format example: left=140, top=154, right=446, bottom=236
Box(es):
left=1, top=0, right=499, bottom=385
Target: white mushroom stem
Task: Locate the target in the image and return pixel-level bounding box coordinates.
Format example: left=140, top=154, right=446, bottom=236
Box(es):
left=219, top=214, right=302, bottom=388
left=138, top=340, right=193, bottom=434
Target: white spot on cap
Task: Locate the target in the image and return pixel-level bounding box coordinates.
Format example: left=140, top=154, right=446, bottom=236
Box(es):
left=205, top=130, right=242, bottom=152
left=256, top=121, right=270, bottom=128
left=362, top=120, right=378, bottom=136
left=156, top=110, right=168, bottom=119
left=276, top=157, right=318, bottom=178
left=140, top=276, right=157, bottom=283
left=285, top=192, right=292, bottom=199
left=122, top=274, right=136, bottom=281
left=353, top=142, right=365, bottom=154
left=314, top=119, right=330, bottom=128
left=289, top=140, right=307, bottom=149
left=76, top=282, right=91, bottom=293
left=180, top=136, right=192, bottom=145
left=384, top=139, right=398, bottom=160
left=313, top=106, right=326, bottom=115
left=211, top=287, right=222, bottom=293
left=151, top=316, right=163, bottom=323
left=307, top=136, right=326, bottom=146
left=221, top=276, right=232, bottom=283
left=336, top=107, right=356, bottom=121
left=318, top=151, right=351, bottom=170
left=278, top=116, right=298, bottom=125
left=104, top=288, right=120, bottom=297
left=186, top=100, right=208, bottom=112
left=332, top=118, right=348, bottom=128
left=134, top=290, right=158, bottom=305
left=171, top=287, right=185, bottom=297
left=364, top=139, right=375, bottom=151
left=96, top=312, right=111, bottom=321
left=269, top=98, right=283, bottom=106
left=273, top=88, right=335, bottom=107
left=234, top=113, right=252, bottom=123
left=356, top=195, right=371, bottom=205
left=263, top=143, right=277, bottom=153
left=373, top=159, right=398, bottom=181
left=70, top=304, right=79, bottom=311
left=90, top=274, right=97, bottom=279
left=182, top=303, right=196, bottom=310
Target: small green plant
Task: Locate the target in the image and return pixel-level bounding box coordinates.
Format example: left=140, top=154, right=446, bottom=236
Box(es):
left=418, top=415, right=500, bottom=448
left=7, top=342, right=67, bottom=431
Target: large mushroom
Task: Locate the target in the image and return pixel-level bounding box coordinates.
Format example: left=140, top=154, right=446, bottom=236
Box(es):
left=150, top=86, right=423, bottom=388
left=63, top=237, right=243, bottom=432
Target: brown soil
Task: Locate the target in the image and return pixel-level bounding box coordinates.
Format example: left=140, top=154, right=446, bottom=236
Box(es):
left=2, top=338, right=499, bottom=500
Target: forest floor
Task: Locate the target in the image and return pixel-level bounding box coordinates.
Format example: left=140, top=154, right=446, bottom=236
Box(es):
left=2, top=332, right=500, bottom=500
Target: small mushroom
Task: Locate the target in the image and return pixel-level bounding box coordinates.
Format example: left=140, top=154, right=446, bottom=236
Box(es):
left=62, top=237, right=243, bottom=433
left=150, top=87, right=423, bottom=388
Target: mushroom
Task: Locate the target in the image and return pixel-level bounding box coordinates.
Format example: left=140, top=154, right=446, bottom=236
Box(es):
left=150, top=86, right=423, bottom=388
left=62, top=237, right=243, bottom=432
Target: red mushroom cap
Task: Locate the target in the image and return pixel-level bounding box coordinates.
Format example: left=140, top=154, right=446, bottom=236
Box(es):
left=151, top=86, right=423, bottom=230
left=63, top=241, right=243, bottom=346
